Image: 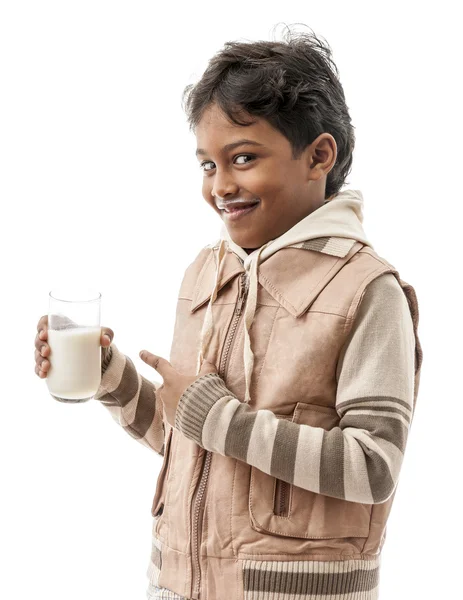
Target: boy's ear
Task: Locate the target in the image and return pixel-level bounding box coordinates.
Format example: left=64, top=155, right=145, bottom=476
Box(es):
left=306, top=132, right=337, bottom=180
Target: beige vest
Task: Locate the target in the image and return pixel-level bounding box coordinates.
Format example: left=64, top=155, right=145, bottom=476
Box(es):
left=150, top=241, right=423, bottom=599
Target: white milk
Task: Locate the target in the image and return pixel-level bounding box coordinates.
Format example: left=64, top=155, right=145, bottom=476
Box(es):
left=46, top=325, right=102, bottom=400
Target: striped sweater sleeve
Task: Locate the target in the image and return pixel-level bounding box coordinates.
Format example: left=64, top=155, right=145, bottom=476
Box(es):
left=94, top=342, right=166, bottom=456
left=174, top=273, right=416, bottom=505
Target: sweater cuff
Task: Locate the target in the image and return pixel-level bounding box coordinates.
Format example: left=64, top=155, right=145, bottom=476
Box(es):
left=94, top=343, right=125, bottom=401
left=175, top=373, right=233, bottom=445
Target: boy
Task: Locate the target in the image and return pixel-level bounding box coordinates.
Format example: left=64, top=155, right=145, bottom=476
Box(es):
left=36, top=25, right=423, bottom=600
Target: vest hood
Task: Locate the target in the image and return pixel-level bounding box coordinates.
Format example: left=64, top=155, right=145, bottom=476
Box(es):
left=196, top=189, right=374, bottom=404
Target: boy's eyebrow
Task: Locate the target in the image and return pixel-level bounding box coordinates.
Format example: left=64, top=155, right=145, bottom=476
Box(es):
left=195, top=139, right=265, bottom=157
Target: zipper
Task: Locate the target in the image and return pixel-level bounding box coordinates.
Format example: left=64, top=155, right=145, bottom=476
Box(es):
left=272, top=414, right=292, bottom=518
left=190, top=270, right=248, bottom=599
left=219, top=271, right=248, bottom=373
left=274, top=479, right=290, bottom=517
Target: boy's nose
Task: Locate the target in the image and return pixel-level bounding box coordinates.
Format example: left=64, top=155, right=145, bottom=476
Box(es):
left=211, top=173, right=239, bottom=200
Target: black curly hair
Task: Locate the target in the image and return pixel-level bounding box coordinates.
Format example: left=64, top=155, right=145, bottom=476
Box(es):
left=181, top=23, right=355, bottom=200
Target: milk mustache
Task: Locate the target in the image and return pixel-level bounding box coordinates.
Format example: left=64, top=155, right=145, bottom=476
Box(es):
left=46, top=325, right=102, bottom=401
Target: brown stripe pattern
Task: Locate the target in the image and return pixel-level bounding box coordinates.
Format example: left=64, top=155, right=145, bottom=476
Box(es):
left=288, top=236, right=358, bottom=258
left=175, top=274, right=416, bottom=505
left=242, top=557, right=380, bottom=599
left=145, top=533, right=380, bottom=599
left=93, top=343, right=165, bottom=456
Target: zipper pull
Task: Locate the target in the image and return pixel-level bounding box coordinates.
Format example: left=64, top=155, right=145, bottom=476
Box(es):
left=235, top=272, right=248, bottom=316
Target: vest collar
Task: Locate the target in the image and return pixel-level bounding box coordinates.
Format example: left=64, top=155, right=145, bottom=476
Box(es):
left=190, top=237, right=364, bottom=318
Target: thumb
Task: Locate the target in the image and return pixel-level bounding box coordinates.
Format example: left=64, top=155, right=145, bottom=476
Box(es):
left=139, top=351, right=174, bottom=379
left=199, top=359, right=218, bottom=375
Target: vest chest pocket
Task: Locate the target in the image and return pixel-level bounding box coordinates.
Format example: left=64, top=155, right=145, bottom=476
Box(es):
left=151, top=425, right=174, bottom=517
left=249, top=402, right=372, bottom=539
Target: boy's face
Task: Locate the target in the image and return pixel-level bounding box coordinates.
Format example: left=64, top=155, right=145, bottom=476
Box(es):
left=195, top=103, right=336, bottom=253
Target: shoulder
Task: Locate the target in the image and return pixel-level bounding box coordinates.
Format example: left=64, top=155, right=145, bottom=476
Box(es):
left=336, top=271, right=416, bottom=382
left=360, top=272, right=411, bottom=317
left=348, top=272, right=415, bottom=349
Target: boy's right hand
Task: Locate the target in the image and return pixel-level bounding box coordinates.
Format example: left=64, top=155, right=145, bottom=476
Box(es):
left=34, top=315, right=114, bottom=379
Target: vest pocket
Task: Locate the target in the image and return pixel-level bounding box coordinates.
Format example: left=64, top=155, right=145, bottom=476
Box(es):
left=151, top=425, right=174, bottom=517
left=249, top=402, right=372, bottom=539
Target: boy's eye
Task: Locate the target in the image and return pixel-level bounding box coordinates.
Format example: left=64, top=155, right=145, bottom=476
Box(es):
left=199, top=154, right=255, bottom=172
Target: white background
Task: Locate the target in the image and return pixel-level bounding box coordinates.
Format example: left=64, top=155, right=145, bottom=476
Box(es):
left=1, top=1, right=461, bottom=599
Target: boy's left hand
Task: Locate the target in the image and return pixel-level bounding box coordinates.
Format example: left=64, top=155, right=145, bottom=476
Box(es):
left=139, top=350, right=218, bottom=428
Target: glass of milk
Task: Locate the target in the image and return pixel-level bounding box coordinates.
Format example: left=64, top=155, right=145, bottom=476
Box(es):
left=46, top=288, right=102, bottom=403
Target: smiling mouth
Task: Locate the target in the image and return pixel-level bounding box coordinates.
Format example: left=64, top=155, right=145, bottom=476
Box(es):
left=222, top=200, right=260, bottom=213
left=222, top=201, right=260, bottom=221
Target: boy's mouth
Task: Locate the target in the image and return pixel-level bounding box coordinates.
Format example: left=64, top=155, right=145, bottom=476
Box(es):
left=223, top=201, right=260, bottom=221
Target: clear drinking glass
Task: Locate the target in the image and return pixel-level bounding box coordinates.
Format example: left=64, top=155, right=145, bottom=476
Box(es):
left=46, top=288, right=102, bottom=403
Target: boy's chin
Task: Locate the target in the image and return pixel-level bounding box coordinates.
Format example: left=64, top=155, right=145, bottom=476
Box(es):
left=221, top=222, right=269, bottom=251
left=227, top=233, right=267, bottom=252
